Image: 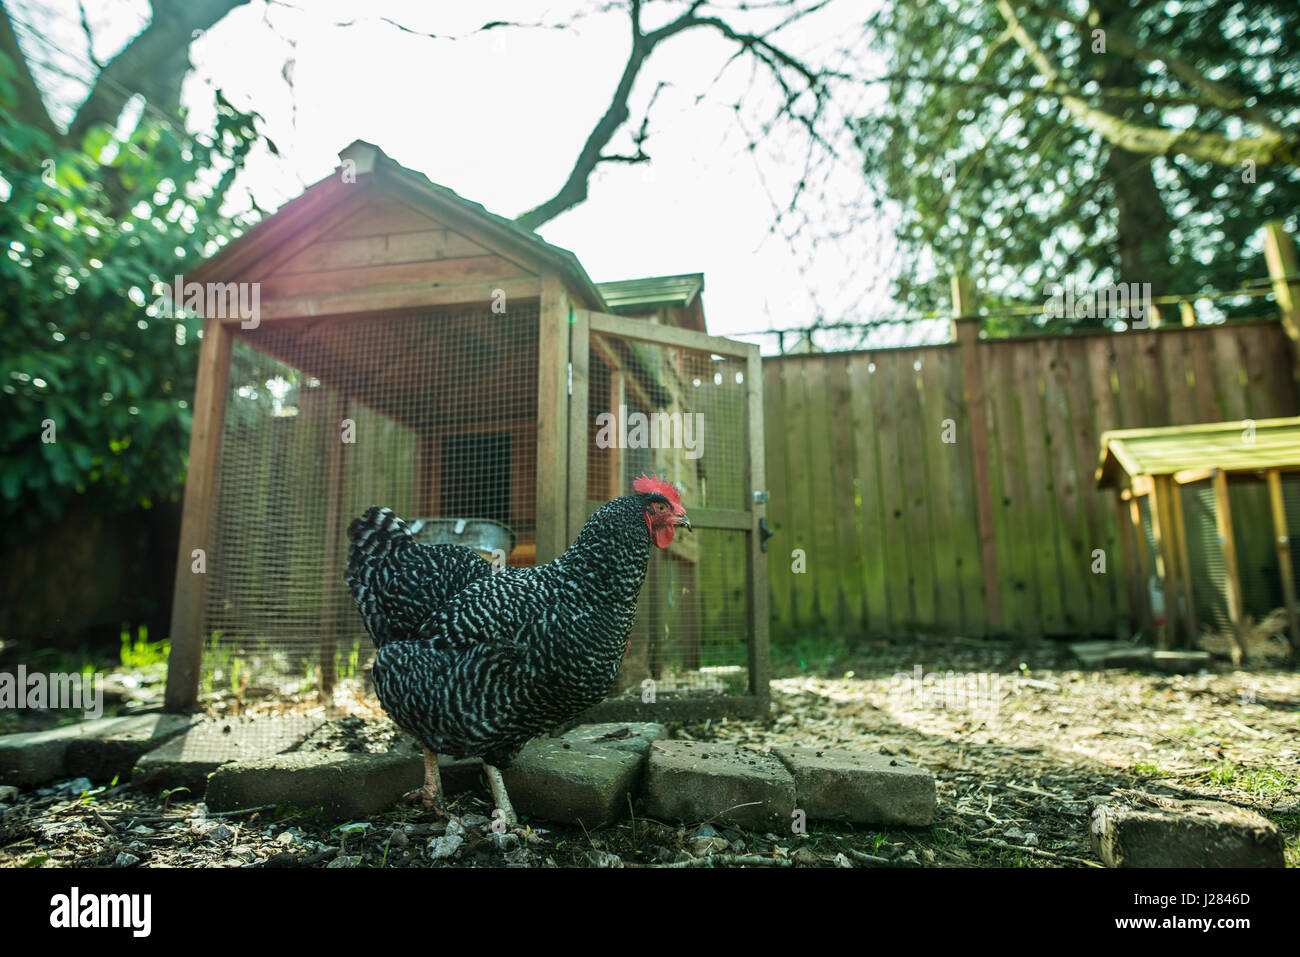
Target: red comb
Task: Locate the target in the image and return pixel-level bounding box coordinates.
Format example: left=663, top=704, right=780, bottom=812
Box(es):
left=633, top=473, right=683, bottom=510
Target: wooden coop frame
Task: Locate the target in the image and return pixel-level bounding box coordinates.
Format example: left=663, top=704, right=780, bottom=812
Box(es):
left=1097, top=416, right=1300, bottom=659
left=162, top=141, right=769, bottom=717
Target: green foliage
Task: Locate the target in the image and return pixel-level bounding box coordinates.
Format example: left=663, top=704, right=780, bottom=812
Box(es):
left=859, top=0, right=1300, bottom=330
left=119, top=624, right=169, bottom=669
left=0, top=52, right=267, bottom=544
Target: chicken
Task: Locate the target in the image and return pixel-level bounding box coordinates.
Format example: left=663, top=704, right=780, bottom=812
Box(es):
left=344, top=473, right=690, bottom=823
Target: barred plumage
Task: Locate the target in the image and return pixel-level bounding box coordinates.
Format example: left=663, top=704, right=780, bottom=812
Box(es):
left=345, top=478, right=689, bottom=803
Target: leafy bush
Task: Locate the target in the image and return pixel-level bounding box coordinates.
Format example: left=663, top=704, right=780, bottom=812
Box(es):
left=0, top=53, right=265, bottom=544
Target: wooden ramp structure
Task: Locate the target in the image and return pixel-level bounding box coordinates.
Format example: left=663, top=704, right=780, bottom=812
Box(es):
left=1097, top=416, right=1300, bottom=658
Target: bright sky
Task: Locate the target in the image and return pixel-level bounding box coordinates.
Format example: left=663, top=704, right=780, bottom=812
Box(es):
left=15, top=0, right=946, bottom=350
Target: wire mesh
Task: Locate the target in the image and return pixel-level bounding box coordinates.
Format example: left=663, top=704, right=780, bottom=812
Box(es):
left=200, top=303, right=540, bottom=712
left=585, top=332, right=754, bottom=701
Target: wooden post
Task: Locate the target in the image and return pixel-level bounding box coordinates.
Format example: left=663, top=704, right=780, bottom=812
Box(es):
left=318, top=392, right=348, bottom=703
left=1265, top=468, right=1300, bottom=660
left=1113, top=493, right=1141, bottom=637
left=745, top=345, right=771, bottom=705
left=1262, top=221, right=1300, bottom=386
left=566, top=311, right=589, bottom=545
left=951, top=274, right=1002, bottom=632
left=165, top=317, right=233, bottom=713
left=1212, top=468, right=1249, bottom=664
left=1128, top=495, right=1155, bottom=635
left=535, top=272, right=570, bottom=563
left=1148, top=476, right=1182, bottom=649
left=1169, top=478, right=1199, bottom=644
left=608, top=369, right=625, bottom=499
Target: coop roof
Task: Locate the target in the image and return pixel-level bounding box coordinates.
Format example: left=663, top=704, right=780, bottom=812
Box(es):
left=1096, top=416, right=1300, bottom=488
left=190, top=140, right=607, bottom=310
left=596, top=274, right=704, bottom=311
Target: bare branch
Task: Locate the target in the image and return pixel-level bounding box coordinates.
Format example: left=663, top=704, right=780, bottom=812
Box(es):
left=516, top=0, right=841, bottom=231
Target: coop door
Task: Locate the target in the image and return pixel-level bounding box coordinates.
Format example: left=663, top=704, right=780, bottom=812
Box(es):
left=567, top=310, right=770, bottom=706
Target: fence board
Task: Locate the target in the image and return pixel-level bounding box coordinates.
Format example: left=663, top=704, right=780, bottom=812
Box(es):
left=847, top=354, right=891, bottom=631
left=945, top=346, right=988, bottom=634
left=872, top=354, right=914, bottom=630
left=827, top=355, right=864, bottom=630
left=804, top=357, right=841, bottom=625
left=919, top=349, right=962, bottom=632
left=898, top=354, right=937, bottom=629
left=780, top=358, right=816, bottom=627
left=762, top=361, right=792, bottom=631
left=1041, top=339, right=1092, bottom=631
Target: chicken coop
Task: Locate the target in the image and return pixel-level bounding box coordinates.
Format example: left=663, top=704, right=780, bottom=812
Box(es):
left=1097, top=416, right=1300, bottom=660
left=164, top=141, right=770, bottom=724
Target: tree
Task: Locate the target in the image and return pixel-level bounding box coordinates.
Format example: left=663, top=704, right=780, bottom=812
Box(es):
left=858, top=0, right=1300, bottom=331
left=0, top=49, right=264, bottom=540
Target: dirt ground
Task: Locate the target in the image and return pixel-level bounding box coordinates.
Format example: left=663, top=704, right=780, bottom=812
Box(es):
left=1, top=635, right=1296, bottom=868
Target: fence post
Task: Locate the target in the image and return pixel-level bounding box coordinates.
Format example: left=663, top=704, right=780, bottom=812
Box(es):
left=951, top=275, right=1003, bottom=633
left=1262, top=221, right=1300, bottom=388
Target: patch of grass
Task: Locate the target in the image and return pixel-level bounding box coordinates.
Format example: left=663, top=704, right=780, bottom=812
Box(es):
left=1132, top=761, right=1168, bottom=777
left=1188, top=761, right=1299, bottom=797
left=769, top=633, right=855, bottom=675
left=1263, top=811, right=1299, bottom=869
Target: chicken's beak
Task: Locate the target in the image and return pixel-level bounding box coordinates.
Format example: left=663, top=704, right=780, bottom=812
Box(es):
left=675, top=514, right=693, bottom=532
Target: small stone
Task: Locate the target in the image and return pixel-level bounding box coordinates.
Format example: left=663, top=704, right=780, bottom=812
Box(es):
left=461, top=812, right=491, bottom=828
left=230, top=845, right=256, bottom=863
left=114, top=852, right=140, bottom=868
left=0, top=785, right=18, bottom=802
left=59, top=777, right=93, bottom=795
left=833, top=852, right=853, bottom=868
left=208, top=823, right=233, bottom=840
left=387, top=828, right=408, bottom=848
left=584, top=850, right=624, bottom=868
left=791, top=847, right=821, bottom=867
left=489, top=831, right=520, bottom=851
left=691, top=836, right=730, bottom=856
left=276, top=831, right=295, bottom=845
left=503, top=846, right=533, bottom=867
left=692, top=823, right=719, bottom=840
left=326, top=855, right=362, bottom=868
left=427, top=832, right=464, bottom=860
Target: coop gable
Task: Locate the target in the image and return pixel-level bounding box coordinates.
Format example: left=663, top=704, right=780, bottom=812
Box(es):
left=190, top=140, right=604, bottom=321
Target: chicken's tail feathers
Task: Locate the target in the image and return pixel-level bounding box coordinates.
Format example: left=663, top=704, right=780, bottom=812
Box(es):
left=345, top=506, right=414, bottom=644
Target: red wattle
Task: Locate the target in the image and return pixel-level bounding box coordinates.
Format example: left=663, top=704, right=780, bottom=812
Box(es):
left=653, top=525, right=675, bottom=548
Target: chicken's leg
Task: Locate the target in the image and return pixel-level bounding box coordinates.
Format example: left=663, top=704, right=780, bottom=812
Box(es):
left=483, top=762, right=517, bottom=827
left=404, top=747, right=447, bottom=816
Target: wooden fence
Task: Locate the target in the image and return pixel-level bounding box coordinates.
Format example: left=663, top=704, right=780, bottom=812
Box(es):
left=762, top=317, right=1300, bottom=639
